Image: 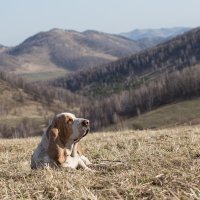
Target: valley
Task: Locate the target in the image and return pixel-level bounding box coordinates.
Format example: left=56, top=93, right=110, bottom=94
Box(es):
left=0, top=27, right=200, bottom=136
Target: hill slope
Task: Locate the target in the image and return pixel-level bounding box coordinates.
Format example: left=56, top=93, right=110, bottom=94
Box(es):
left=108, top=98, right=200, bottom=130
left=0, top=126, right=199, bottom=199
left=0, top=71, right=86, bottom=138
left=0, top=29, right=145, bottom=80
left=52, top=27, right=200, bottom=96
left=79, top=64, right=200, bottom=130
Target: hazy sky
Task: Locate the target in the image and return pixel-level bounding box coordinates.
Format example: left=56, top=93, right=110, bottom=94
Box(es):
left=1, top=0, right=200, bottom=46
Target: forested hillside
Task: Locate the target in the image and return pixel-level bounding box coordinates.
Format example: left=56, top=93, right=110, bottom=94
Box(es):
left=80, top=64, right=200, bottom=130
left=53, top=27, right=200, bottom=130
left=52, top=28, right=200, bottom=96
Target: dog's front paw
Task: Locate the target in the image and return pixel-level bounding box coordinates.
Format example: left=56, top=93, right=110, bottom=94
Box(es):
left=80, top=155, right=92, bottom=165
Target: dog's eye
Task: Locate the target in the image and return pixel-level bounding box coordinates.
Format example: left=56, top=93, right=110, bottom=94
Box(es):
left=67, top=118, right=73, bottom=124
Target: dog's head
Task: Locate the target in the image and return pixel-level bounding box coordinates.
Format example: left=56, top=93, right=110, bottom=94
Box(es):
left=47, top=112, right=89, bottom=164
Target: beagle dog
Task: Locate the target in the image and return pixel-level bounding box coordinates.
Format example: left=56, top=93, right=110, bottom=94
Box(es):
left=31, top=112, right=92, bottom=170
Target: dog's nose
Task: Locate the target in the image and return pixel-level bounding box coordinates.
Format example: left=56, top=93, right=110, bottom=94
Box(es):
left=81, top=119, right=89, bottom=127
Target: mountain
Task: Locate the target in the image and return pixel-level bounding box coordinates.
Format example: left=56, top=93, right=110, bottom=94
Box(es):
left=0, top=29, right=146, bottom=80
left=1, top=28, right=189, bottom=81
left=121, top=27, right=191, bottom=40
left=120, top=27, right=191, bottom=48
left=52, top=27, right=200, bottom=96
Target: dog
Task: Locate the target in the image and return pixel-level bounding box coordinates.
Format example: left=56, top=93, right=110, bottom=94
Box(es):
left=31, top=112, right=92, bottom=170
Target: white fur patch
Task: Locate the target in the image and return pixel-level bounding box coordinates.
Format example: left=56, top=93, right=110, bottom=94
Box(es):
left=62, top=155, right=91, bottom=170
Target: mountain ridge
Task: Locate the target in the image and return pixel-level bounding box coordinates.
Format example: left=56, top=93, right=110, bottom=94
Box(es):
left=0, top=28, right=144, bottom=78
left=0, top=27, right=191, bottom=81
left=120, top=27, right=191, bottom=48
left=120, top=27, right=191, bottom=40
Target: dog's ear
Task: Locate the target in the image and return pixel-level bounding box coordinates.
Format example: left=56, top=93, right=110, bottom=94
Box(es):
left=47, top=128, right=66, bottom=164
left=54, top=114, right=74, bottom=134
left=47, top=114, right=73, bottom=165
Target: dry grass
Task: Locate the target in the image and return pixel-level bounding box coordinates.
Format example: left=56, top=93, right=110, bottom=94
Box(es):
left=0, top=126, right=200, bottom=199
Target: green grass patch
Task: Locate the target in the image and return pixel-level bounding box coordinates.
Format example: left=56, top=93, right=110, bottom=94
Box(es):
left=109, top=98, right=200, bottom=130
left=21, top=71, right=67, bottom=82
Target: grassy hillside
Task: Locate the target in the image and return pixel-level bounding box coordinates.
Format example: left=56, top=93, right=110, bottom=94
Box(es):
left=108, top=98, right=200, bottom=131
left=0, top=126, right=199, bottom=199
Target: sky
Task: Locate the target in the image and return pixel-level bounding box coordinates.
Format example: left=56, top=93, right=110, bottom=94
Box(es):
left=1, top=0, right=200, bottom=46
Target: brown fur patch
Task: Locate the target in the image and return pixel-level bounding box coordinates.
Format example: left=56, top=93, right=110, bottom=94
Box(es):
left=77, top=142, right=83, bottom=156
left=47, top=114, right=74, bottom=164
